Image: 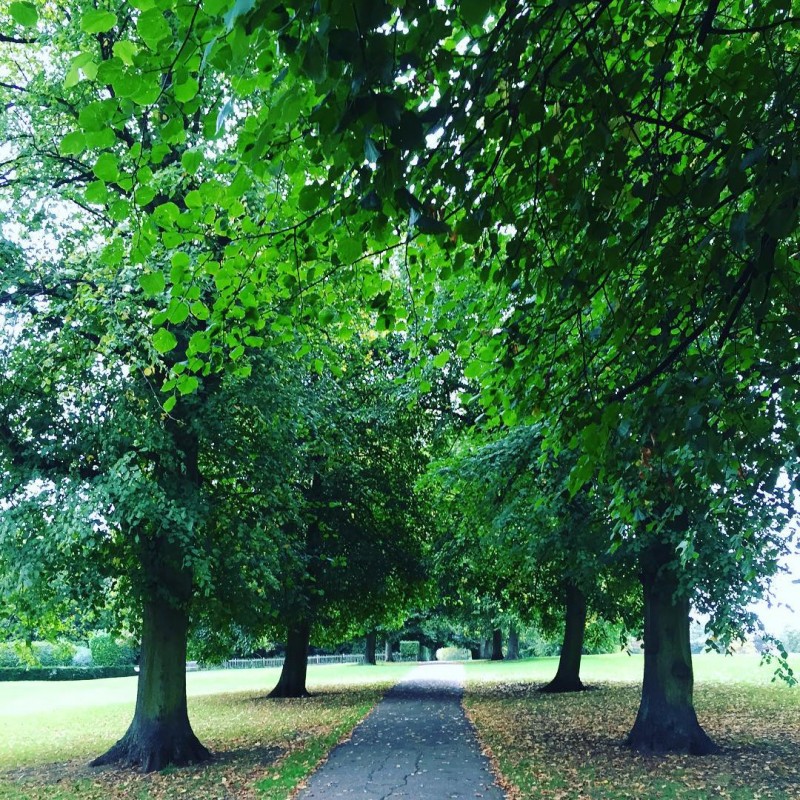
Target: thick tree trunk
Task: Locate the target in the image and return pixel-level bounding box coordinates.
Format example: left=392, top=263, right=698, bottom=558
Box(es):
left=469, top=645, right=481, bottom=660
left=384, top=637, right=394, bottom=662
left=480, top=637, right=492, bottom=659
left=506, top=624, right=520, bottom=660
left=540, top=582, right=587, bottom=693
left=626, top=544, right=717, bottom=754
left=491, top=628, right=504, bottom=660
left=90, top=576, right=209, bottom=771
left=365, top=631, right=377, bottom=665
left=270, top=621, right=311, bottom=698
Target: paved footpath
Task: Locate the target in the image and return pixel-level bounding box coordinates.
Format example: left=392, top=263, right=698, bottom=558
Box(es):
left=296, top=663, right=506, bottom=799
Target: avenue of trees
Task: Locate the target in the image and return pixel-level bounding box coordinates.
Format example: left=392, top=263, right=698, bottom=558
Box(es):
left=1, top=0, right=798, bottom=770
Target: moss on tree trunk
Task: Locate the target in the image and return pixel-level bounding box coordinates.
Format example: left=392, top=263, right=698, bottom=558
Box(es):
left=269, top=621, right=311, bottom=698
left=626, top=544, right=717, bottom=755
left=90, top=568, right=209, bottom=772
left=540, top=582, right=587, bottom=693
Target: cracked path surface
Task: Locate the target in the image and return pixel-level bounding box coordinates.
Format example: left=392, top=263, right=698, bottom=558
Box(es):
left=295, top=663, right=506, bottom=799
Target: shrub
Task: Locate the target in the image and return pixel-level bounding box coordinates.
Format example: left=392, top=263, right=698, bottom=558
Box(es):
left=435, top=647, right=471, bottom=661
left=520, top=628, right=561, bottom=658
left=399, top=640, right=419, bottom=660
left=0, top=665, right=137, bottom=681
left=89, top=633, right=136, bottom=667
left=0, top=643, right=20, bottom=668
left=33, top=640, right=77, bottom=667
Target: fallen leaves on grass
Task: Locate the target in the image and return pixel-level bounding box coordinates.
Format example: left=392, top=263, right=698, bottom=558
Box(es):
left=464, top=681, right=800, bottom=800
left=0, top=685, right=386, bottom=800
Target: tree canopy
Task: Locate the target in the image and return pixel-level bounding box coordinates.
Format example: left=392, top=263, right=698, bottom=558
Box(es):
left=1, top=0, right=798, bottom=768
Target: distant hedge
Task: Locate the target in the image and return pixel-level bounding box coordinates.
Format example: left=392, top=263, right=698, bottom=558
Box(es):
left=0, top=665, right=137, bottom=681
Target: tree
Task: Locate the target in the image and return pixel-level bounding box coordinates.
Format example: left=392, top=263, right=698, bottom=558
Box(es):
left=430, top=423, right=639, bottom=691
left=260, top=337, right=431, bottom=697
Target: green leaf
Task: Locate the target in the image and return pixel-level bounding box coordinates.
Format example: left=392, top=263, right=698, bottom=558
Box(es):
left=189, top=330, right=211, bottom=353
left=177, top=375, right=199, bottom=395
left=174, top=77, right=199, bottom=103
left=464, top=360, right=484, bottom=380
left=433, top=351, right=450, bottom=368
left=92, top=152, right=119, bottom=182
left=112, top=41, right=139, bottom=66
left=84, top=180, right=108, bottom=204
left=81, top=10, right=117, bottom=33
left=460, top=0, right=491, bottom=27
left=139, top=271, right=166, bottom=296
left=152, top=327, right=178, bottom=354
left=339, top=237, right=363, bottom=263
left=163, top=394, right=177, bottom=413
left=9, top=2, right=37, bottom=27
left=181, top=150, right=203, bottom=174
left=216, top=99, right=234, bottom=135
left=190, top=301, right=210, bottom=320
left=298, top=184, right=320, bottom=212
left=137, top=8, right=170, bottom=50
left=59, top=132, right=85, bottom=156
left=167, top=301, right=189, bottom=325
left=64, top=53, right=96, bottom=88
left=224, top=0, right=256, bottom=31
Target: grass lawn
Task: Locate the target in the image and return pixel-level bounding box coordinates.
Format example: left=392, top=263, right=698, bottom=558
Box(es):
left=464, top=653, right=800, bottom=800
left=3, top=654, right=798, bottom=800
left=0, top=662, right=413, bottom=800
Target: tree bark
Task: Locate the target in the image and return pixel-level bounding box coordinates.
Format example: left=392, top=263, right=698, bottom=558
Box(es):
left=491, top=628, right=504, bottom=660
left=540, top=582, right=587, bottom=693
left=506, top=624, right=520, bottom=660
left=384, top=637, right=394, bottom=662
left=480, top=637, right=492, bottom=659
left=626, top=544, right=717, bottom=754
left=90, top=554, right=209, bottom=771
left=365, top=631, right=377, bottom=665
left=270, top=621, right=311, bottom=698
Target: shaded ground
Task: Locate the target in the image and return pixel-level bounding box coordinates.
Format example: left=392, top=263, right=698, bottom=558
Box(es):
left=296, top=663, right=507, bottom=799
left=465, top=680, right=800, bottom=800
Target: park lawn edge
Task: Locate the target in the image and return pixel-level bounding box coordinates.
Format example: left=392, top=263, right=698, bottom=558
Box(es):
left=461, top=696, right=523, bottom=800
left=260, top=696, right=382, bottom=800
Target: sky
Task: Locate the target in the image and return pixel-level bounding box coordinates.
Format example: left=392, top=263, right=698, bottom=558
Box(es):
left=752, top=550, right=800, bottom=636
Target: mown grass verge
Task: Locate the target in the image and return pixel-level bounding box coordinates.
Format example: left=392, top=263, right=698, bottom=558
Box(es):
left=0, top=663, right=411, bottom=800
left=464, top=654, right=800, bottom=800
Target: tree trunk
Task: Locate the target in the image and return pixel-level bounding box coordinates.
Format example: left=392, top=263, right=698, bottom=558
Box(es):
left=384, top=637, right=394, bottom=662
left=90, top=564, right=209, bottom=771
left=540, top=582, right=587, bottom=693
left=626, top=544, right=717, bottom=754
left=365, top=631, right=377, bottom=665
left=469, top=645, right=481, bottom=660
left=480, top=637, right=492, bottom=659
left=270, top=621, right=311, bottom=698
left=506, top=624, right=520, bottom=660
left=491, top=628, right=504, bottom=660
